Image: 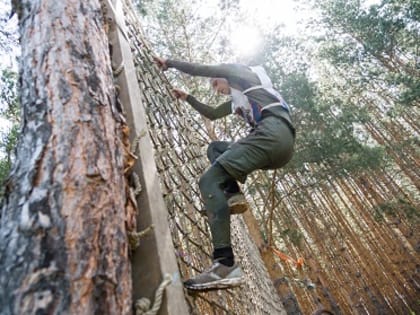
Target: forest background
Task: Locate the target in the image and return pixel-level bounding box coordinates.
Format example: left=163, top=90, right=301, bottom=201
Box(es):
left=0, top=0, right=418, bottom=313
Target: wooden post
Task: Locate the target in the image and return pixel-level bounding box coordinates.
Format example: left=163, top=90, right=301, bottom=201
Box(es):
left=104, top=1, right=189, bottom=314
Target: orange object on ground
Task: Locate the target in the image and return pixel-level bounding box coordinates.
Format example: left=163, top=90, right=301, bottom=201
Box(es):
left=271, top=246, right=304, bottom=269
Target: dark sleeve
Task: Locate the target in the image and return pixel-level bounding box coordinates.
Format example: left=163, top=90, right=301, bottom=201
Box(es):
left=167, top=59, right=245, bottom=80
left=186, top=95, right=232, bottom=120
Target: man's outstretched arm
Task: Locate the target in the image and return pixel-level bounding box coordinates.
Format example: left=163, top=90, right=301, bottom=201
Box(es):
left=154, top=56, right=249, bottom=81
left=172, top=88, right=231, bottom=120
left=167, top=59, right=235, bottom=78
left=186, top=95, right=231, bottom=120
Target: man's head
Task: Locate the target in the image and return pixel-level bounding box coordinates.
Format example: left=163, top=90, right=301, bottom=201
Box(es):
left=210, top=78, right=230, bottom=95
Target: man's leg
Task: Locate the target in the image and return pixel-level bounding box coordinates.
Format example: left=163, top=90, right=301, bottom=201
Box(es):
left=183, top=162, right=244, bottom=290
left=184, top=117, right=294, bottom=290
left=207, top=141, right=241, bottom=193
left=198, top=162, right=233, bottom=254
left=207, top=141, right=246, bottom=213
left=206, top=141, right=231, bottom=163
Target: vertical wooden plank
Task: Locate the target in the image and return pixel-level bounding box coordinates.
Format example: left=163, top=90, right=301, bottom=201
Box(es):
left=104, top=1, right=189, bottom=314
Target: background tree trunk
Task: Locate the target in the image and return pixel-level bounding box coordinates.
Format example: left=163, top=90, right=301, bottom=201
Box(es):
left=0, top=1, right=132, bottom=314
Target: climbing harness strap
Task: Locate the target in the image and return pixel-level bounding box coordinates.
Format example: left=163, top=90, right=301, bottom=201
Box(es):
left=230, top=65, right=291, bottom=127
left=243, top=66, right=290, bottom=112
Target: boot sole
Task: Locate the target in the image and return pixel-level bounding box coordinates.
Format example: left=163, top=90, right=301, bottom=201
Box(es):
left=229, top=201, right=249, bottom=215
left=185, top=276, right=245, bottom=291
left=201, top=200, right=249, bottom=217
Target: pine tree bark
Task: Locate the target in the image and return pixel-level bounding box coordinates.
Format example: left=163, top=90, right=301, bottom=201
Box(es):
left=0, top=1, right=132, bottom=314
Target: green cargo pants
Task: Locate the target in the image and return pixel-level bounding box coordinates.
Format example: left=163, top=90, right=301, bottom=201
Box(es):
left=199, top=114, right=295, bottom=249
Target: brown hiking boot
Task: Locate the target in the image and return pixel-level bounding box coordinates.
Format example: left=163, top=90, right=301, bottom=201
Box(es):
left=227, top=193, right=249, bottom=215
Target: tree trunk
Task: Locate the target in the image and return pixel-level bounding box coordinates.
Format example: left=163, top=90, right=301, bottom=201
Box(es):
left=0, top=1, right=132, bottom=314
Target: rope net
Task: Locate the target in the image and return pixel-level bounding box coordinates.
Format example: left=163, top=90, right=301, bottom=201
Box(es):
left=118, top=1, right=419, bottom=314
left=120, top=1, right=286, bottom=314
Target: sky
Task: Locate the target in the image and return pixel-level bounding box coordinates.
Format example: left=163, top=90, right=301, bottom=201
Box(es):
left=0, top=0, right=308, bottom=141
left=0, top=0, right=18, bottom=69
left=200, top=0, right=381, bottom=58
left=199, top=0, right=308, bottom=58
left=231, top=0, right=302, bottom=56
left=0, top=0, right=383, bottom=134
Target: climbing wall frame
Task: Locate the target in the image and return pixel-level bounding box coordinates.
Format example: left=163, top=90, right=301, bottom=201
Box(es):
left=105, top=0, right=287, bottom=314
left=105, top=0, right=189, bottom=314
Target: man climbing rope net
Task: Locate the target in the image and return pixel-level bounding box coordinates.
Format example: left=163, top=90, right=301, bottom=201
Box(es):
left=154, top=56, right=295, bottom=291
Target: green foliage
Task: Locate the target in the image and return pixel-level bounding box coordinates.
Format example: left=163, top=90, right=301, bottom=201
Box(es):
left=0, top=124, right=19, bottom=198
left=139, top=0, right=409, bottom=182
left=280, top=72, right=316, bottom=111
left=138, top=0, right=237, bottom=62
left=0, top=158, right=10, bottom=181
left=0, top=68, right=19, bottom=121
left=0, top=1, right=19, bottom=201
left=1, top=123, right=19, bottom=156
left=281, top=228, right=303, bottom=247
left=0, top=68, right=20, bottom=195
left=373, top=197, right=419, bottom=222
left=387, top=72, right=420, bottom=106
left=313, top=0, right=419, bottom=107
left=272, top=0, right=419, bottom=181
left=280, top=70, right=388, bottom=176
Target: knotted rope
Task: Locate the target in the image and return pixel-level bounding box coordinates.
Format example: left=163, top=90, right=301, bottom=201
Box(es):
left=135, top=274, right=173, bottom=315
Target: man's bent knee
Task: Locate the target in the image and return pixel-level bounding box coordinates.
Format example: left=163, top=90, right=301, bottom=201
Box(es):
left=200, top=163, right=231, bottom=187
left=198, top=169, right=213, bottom=193
left=206, top=142, right=217, bottom=161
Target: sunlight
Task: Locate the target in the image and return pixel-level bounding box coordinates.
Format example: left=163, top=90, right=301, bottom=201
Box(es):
left=197, top=0, right=307, bottom=59
left=230, top=25, right=262, bottom=57
left=226, top=0, right=307, bottom=58
left=240, top=0, right=301, bottom=32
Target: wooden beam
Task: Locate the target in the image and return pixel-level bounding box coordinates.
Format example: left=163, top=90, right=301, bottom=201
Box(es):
left=104, top=1, right=189, bottom=314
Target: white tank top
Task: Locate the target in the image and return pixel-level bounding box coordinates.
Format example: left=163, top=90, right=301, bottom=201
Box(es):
left=230, top=66, right=289, bottom=127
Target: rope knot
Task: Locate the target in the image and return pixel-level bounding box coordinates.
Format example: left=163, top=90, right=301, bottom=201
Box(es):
left=135, top=273, right=172, bottom=315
